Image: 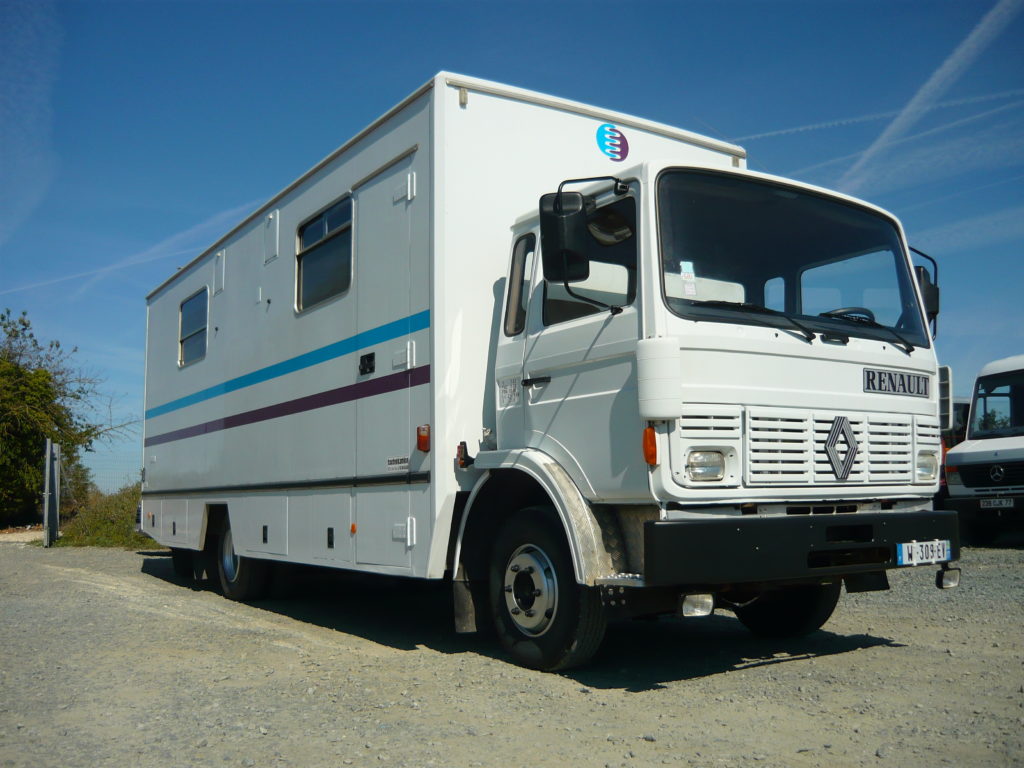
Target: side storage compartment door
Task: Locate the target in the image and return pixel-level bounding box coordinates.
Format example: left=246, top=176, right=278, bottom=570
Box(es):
left=353, top=153, right=419, bottom=569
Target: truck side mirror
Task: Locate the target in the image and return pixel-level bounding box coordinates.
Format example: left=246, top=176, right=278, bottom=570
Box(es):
left=915, top=265, right=940, bottom=323
left=540, top=191, right=590, bottom=283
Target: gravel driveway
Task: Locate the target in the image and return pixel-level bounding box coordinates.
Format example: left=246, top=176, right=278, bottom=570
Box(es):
left=1, top=535, right=1021, bottom=768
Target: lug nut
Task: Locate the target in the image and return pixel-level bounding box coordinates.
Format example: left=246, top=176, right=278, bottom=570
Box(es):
left=525, top=610, right=535, bottom=618
left=510, top=564, right=520, bottom=572
left=510, top=607, right=520, bottom=615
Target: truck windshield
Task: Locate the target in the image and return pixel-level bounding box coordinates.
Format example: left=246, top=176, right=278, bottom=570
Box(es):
left=657, top=170, right=929, bottom=349
left=969, top=369, right=1024, bottom=439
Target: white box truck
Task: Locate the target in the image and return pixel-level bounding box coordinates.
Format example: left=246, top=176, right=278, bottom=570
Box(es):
left=141, top=73, right=960, bottom=670
left=944, top=355, right=1024, bottom=542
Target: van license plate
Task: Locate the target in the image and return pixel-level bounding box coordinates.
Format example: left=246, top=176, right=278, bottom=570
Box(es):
left=896, top=539, right=951, bottom=566
left=980, top=498, right=1013, bottom=509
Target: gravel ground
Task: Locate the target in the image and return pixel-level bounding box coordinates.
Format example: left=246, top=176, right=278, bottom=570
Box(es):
left=0, top=533, right=1021, bottom=768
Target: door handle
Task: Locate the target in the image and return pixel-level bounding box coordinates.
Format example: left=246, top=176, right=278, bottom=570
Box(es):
left=522, top=376, right=551, bottom=387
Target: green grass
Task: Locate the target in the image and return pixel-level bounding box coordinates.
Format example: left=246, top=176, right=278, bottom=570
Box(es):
left=56, top=483, right=155, bottom=548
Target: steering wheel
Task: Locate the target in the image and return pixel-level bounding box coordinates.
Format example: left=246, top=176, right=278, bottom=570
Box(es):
left=820, top=306, right=876, bottom=323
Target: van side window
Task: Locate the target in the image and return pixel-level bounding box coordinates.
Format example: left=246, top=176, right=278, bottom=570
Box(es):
left=503, top=234, right=535, bottom=336
left=543, top=197, right=637, bottom=325
left=297, top=198, right=352, bottom=310
left=179, top=288, right=208, bottom=366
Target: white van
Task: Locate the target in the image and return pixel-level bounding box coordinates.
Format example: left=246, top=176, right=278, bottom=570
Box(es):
left=944, top=355, right=1024, bottom=542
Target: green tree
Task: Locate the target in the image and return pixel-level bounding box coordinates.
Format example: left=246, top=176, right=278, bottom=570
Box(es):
left=0, top=309, right=129, bottom=526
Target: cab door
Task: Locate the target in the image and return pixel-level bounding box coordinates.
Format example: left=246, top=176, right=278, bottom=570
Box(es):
left=520, top=193, right=648, bottom=501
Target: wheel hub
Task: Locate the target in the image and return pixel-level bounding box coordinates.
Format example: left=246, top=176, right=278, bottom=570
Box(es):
left=503, top=544, right=557, bottom=635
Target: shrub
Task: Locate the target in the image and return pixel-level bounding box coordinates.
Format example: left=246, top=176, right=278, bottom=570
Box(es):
left=56, top=482, right=154, bottom=548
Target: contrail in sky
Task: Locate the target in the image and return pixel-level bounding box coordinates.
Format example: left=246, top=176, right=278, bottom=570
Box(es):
left=837, top=0, right=1024, bottom=194
left=0, top=200, right=260, bottom=297
left=733, top=89, right=1024, bottom=142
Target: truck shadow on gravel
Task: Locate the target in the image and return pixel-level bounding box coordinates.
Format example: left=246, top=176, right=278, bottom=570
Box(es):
left=141, top=553, right=904, bottom=692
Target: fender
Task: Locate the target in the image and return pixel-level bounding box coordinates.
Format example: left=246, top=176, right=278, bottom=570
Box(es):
left=456, top=448, right=617, bottom=585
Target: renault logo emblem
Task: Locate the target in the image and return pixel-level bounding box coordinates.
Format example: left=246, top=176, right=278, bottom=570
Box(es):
left=990, top=465, right=1006, bottom=483
left=825, top=416, right=859, bottom=481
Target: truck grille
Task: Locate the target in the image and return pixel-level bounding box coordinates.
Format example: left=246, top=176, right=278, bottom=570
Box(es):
left=958, top=461, right=1024, bottom=488
left=746, top=408, right=930, bottom=486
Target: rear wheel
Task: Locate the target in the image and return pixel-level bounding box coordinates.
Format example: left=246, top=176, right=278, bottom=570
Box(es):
left=489, top=507, right=606, bottom=671
left=732, top=581, right=841, bottom=638
left=215, top=516, right=270, bottom=601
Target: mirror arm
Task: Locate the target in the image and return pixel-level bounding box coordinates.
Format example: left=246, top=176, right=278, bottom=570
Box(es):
left=561, top=255, right=622, bottom=316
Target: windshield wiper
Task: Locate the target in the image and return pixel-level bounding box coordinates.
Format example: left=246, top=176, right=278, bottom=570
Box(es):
left=690, top=300, right=816, bottom=343
left=818, top=311, right=915, bottom=355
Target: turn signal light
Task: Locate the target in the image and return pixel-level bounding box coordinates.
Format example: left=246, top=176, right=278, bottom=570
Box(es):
left=417, top=425, right=430, bottom=452
left=643, top=426, right=657, bottom=466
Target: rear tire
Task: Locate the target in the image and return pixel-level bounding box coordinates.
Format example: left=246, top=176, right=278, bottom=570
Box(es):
left=733, top=581, right=841, bottom=638
left=489, top=507, right=606, bottom=671
left=215, top=516, right=270, bottom=601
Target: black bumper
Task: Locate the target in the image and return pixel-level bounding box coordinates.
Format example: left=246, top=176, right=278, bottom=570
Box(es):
left=643, top=510, right=959, bottom=587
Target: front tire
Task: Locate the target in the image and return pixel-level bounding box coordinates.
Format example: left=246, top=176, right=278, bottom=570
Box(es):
left=489, top=507, right=606, bottom=671
left=215, top=516, right=270, bottom=601
left=732, top=581, right=841, bottom=638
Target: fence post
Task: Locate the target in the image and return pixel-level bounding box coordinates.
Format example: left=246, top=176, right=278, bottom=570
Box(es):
left=42, top=440, right=61, bottom=547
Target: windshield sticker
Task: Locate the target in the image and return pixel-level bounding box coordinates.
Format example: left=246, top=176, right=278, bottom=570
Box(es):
left=679, top=261, right=697, bottom=295
left=596, top=123, right=629, bottom=162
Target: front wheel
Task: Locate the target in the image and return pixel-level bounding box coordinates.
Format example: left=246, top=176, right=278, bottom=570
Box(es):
left=732, top=581, right=841, bottom=638
left=489, top=507, right=606, bottom=671
left=215, top=516, right=270, bottom=601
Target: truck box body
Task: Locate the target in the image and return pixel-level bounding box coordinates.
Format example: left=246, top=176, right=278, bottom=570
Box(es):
left=142, top=74, right=742, bottom=577
left=142, top=73, right=959, bottom=670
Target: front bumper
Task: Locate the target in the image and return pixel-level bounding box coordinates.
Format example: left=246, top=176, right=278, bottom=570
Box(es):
left=643, top=509, right=959, bottom=587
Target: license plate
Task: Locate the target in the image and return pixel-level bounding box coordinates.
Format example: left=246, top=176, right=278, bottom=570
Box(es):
left=896, top=539, right=951, bottom=566
left=980, top=498, right=1013, bottom=509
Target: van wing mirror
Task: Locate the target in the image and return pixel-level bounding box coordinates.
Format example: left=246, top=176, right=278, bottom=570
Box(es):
left=539, top=191, right=590, bottom=283
left=914, top=265, right=940, bottom=322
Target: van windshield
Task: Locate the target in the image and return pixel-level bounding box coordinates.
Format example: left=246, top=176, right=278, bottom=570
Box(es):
left=657, top=170, right=929, bottom=348
left=969, top=369, right=1024, bottom=439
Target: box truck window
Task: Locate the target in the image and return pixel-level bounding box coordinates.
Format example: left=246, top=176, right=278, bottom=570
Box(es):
left=543, top=196, right=636, bottom=325
left=297, top=198, right=353, bottom=310
left=178, top=288, right=208, bottom=366
left=504, top=234, right=535, bottom=336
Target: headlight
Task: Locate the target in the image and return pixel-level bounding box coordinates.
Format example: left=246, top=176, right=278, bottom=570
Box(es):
left=686, top=451, right=725, bottom=482
left=916, top=452, right=939, bottom=482
left=945, top=465, right=962, bottom=485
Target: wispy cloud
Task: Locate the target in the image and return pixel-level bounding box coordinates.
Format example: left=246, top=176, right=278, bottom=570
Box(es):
left=733, top=89, right=1024, bottom=143
left=910, top=203, right=1024, bottom=254
left=837, top=0, right=1024, bottom=195
left=0, top=0, right=61, bottom=252
left=0, top=200, right=261, bottom=297
left=788, top=101, right=1024, bottom=184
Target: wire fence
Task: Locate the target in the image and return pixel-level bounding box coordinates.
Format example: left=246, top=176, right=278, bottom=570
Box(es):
left=82, top=452, right=141, bottom=494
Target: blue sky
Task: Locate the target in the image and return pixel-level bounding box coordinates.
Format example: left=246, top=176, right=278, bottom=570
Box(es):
left=1, top=0, right=1022, bottom=490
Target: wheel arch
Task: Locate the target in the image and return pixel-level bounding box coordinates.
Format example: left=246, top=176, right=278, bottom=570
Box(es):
left=455, top=450, right=617, bottom=588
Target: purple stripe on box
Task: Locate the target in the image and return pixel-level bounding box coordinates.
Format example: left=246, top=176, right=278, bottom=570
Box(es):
left=144, top=365, right=430, bottom=448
